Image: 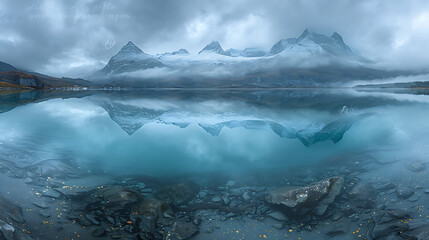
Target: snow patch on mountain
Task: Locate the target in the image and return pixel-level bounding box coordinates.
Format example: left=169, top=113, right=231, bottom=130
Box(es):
left=198, top=41, right=230, bottom=56
left=92, top=30, right=370, bottom=81
left=97, top=41, right=164, bottom=75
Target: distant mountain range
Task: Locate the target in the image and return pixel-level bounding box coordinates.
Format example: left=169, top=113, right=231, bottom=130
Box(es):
left=0, top=29, right=425, bottom=89
left=90, top=29, right=410, bottom=88
left=354, top=81, right=429, bottom=89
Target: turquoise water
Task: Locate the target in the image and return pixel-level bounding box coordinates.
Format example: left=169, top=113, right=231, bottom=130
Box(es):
left=1, top=89, right=429, bottom=239
left=1, top=90, right=428, bottom=176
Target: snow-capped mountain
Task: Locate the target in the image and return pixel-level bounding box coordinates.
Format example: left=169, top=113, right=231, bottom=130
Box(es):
left=98, top=41, right=164, bottom=75
left=198, top=41, right=230, bottom=56
left=91, top=30, right=392, bottom=87
left=161, top=49, right=190, bottom=56
left=269, top=38, right=298, bottom=55
left=268, top=29, right=363, bottom=60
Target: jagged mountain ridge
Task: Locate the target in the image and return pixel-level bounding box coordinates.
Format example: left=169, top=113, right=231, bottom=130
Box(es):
left=89, top=29, right=409, bottom=88
left=94, top=30, right=366, bottom=77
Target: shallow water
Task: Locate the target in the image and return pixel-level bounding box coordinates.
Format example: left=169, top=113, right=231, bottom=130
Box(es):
left=0, top=89, right=429, bottom=240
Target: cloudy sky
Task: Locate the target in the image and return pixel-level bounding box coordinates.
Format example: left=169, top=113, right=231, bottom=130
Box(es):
left=0, top=0, right=428, bottom=78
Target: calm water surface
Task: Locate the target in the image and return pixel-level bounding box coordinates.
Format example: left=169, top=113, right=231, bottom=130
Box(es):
left=0, top=89, right=428, bottom=240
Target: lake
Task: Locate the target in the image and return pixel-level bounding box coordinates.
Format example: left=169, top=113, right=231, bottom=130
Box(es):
left=0, top=89, right=428, bottom=239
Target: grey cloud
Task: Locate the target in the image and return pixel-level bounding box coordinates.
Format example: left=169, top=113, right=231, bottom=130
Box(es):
left=0, top=0, right=428, bottom=78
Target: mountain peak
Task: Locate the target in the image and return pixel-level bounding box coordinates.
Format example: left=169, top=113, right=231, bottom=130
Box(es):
left=172, top=49, right=190, bottom=55
left=297, top=29, right=325, bottom=42
left=329, top=32, right=355, bottom=56
left=119, top=41, right=143, bottom=55
left=208, top=41, right=220, bottom=47
left=199, top=41, right=230, bottom=56
left=269, top=38, right=297, bottom=55
left=108, top=41, right=147, bottom=63
left=268, top=29, right=364, bottom=60
left=331, top=32, right=344, bottom=42
left=297, top=29, right=311, bottom=41
left=97, top=41, right=164, bottom=75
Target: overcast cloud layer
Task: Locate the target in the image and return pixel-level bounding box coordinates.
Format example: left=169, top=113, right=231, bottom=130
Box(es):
left=0, top=0, right=428, bottom=78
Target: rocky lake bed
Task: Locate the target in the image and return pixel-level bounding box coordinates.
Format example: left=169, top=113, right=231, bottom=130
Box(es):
left=1, top=150, right=428, bottom=240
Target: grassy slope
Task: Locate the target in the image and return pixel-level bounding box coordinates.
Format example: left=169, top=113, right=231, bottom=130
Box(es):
left=0, top=71, right=94, bottom=89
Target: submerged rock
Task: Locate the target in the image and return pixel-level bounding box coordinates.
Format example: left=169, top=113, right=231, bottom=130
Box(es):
left=372, top=210, right=411, bottom=239
left=25, top=159, right=80, bottom=178
left=374, top=182, right=396, bottom=191
left=407, top=193, right=421, bottom=202
left=225, top=180, right=236, bottom=187
left=403, top=224, right=429, bottom=239
left=267, top=211, right=288, bottom=221
left=198, top=191, right=207, bottom=199
left=155, top=181, right=199, bottom=206
left=140, top=188, right=153, bottom=193
left=349, top=182, right=376, bottom=209
left=68, top=185, right=176, bottom=238
left=272, top=223, right=284, bottom=229
left=211, top=196, right=222, bottom=203
left=32, top=201, right=48, bottom=209
left=54, top=185, right=92, bottom=199
left=396, top=186, right=414, bottom=199
left=326, top=229, right=346, bottom=238
left=23, top=177, right=33, bottom=184
left=91, top=228, right=105, bottom=237
left=133, top=197, right=172, bottom=232
left=85, top=215, right=100, bottom=225
left=41, top=189, right=61, bottom=198
left=265, top=177, right=343, bottom=216
left=102, top=187, right=142, bottom=210
left=331, top=213, right=342, bottom=221
left=222, top=196, right=230, bottom=205
left=0, top=197, right=28, bottom=240
left=0, top=219, right=15, bottom=240
left=0, top=196, right=24, bottom=223
left=406, top=161, right=426, bottom=172
left=242, top=191, right=252, bottom=201
left=166, top=220, right=198, bottom=240
left=39, top=211, right=51, bottom=218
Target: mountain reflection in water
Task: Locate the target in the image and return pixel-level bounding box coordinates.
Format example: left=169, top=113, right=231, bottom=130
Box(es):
left=1, top=89, right=429, bottom=240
